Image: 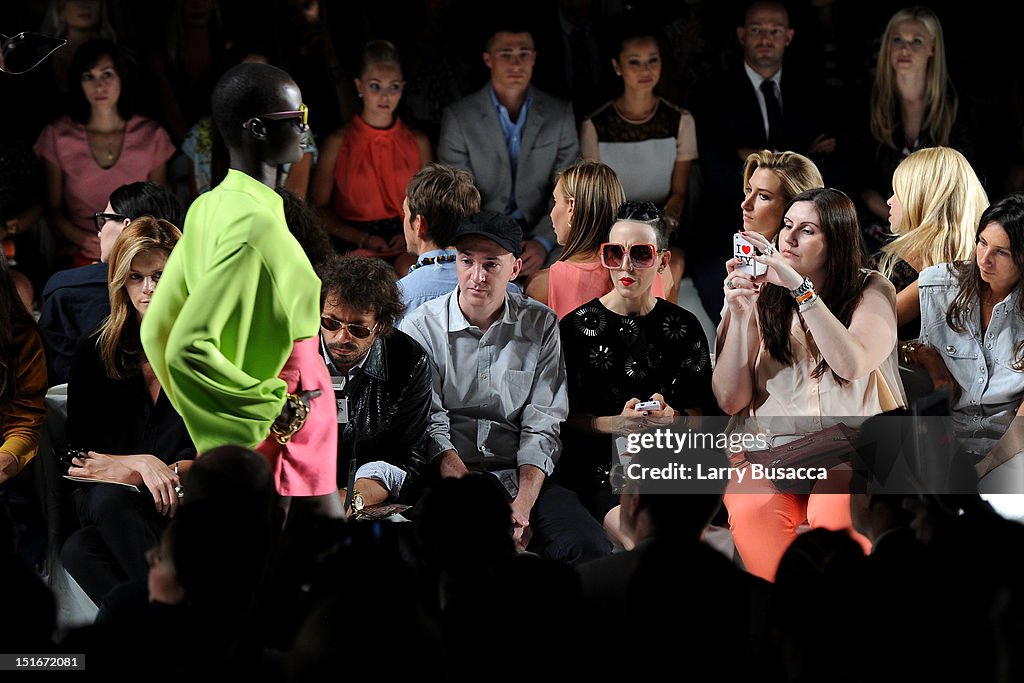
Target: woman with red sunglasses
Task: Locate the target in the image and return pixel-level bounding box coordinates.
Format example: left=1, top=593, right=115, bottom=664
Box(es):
left=559, top=201, right=717, bottom=547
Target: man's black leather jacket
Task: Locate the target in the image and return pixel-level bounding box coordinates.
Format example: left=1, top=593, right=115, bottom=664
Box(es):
left=328, top=329, right=431, bottom=502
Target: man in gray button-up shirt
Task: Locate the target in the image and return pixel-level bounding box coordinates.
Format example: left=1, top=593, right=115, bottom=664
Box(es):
left=401, top=211, right=609, bottom=563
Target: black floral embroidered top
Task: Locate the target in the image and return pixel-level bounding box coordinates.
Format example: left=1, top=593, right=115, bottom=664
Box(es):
left=560, top=298, right=717, bottom=419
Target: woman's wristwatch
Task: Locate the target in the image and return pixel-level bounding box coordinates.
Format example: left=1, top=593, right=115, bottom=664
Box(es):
left=789, top=276, right=818, bottom=306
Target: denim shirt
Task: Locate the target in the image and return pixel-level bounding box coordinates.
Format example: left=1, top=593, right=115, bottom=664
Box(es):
left=919, top=264, right=1024, bottom=452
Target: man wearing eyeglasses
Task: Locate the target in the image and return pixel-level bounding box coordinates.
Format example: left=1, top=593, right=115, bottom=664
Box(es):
left=317, top=256, right=430, bottom=511
left=438, top=21, right=579, bottom=279
left=142, top=63, right=341, bottom=514
left=400, top=211, right=610, bottom=564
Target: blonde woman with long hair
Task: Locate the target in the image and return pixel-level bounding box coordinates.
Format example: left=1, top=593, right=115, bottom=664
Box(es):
left=880, top=146, right=988, bottom=334
left=740, top=150, right=824, bottom=241
left=62, top=217, right=195, bottom=605
left=859, top=6, right=975, bottom=250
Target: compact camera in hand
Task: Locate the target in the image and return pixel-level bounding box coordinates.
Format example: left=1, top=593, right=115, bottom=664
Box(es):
left=635, top=400, right=662, bottom=412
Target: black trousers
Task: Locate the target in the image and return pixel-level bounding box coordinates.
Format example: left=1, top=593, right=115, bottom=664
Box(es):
left=61, top=484, right=167, bottom=605
left=527, top=481, right=611, bottom=565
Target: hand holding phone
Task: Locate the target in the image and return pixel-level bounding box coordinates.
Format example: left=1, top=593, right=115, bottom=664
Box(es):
left=733, top=232, right=767, bottom=277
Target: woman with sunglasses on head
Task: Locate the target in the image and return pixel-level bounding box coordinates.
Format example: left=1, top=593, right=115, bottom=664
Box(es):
left=713, top=188, right=906, bottom=581
left=312, top=40, right=432, bottom=276
left=34, top=39, right=175, bottom=267
left=559, top=201, right=716, bottom=545
left=61, top=217, right=195, bottom=606
left=527, top=160, right=665, bottom=318
left=903, top=194, right=1024, bottom=478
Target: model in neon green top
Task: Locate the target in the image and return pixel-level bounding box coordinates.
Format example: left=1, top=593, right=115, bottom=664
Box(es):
left=141, top=168, right=320, bottom=450
left=141, top=63, right=338, bottom=502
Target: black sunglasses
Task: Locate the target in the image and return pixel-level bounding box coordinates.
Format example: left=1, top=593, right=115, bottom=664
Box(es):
left=94, top=211, right=129, bottom=231
left=320, top=316, right=377, bottom=339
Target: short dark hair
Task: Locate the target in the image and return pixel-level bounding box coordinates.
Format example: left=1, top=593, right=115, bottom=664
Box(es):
left=317, top=256, right=406, bottom=335
left=212, top=62, right=296, bottom=148
left=406, top=163, right=481, bottom=248
left=68, top=39, right=133, bottom=124
left=109, top=182, right=183, bottom=229
left=614, top=201, right=669, bottom=250
left=483, top=16, right=535, bottom=52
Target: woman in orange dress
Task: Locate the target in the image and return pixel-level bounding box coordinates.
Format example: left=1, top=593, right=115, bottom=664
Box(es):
left=312, top=40, right=431, bottom=276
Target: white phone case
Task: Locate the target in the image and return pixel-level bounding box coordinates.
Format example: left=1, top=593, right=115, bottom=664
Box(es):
left=733, top=233, right=767, bottom=277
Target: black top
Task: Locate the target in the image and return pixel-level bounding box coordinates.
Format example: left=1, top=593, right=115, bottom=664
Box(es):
left=560, top=298, right=717, bottom=419
left=39, top=263, right=111, bottom=386
left=557, top=297, right=717, bottom=516
left=65, top=332, right=195, bottom=464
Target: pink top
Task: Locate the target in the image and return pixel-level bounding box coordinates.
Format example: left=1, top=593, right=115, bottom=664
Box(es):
left=34, top=115, right=175, bottom=242
left=255, top=337, right=338, bottom=497
left=548, top=258, right=666, bottom=319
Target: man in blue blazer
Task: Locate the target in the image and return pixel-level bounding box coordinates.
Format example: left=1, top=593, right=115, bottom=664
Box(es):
left=438, top=23, right=579, bottom=277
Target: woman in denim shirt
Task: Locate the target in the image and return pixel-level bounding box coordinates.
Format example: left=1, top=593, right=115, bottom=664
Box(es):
left=908, top=194, right=1024, bottom=474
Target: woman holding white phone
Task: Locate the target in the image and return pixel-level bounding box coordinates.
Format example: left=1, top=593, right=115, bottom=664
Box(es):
left=560, top=201, right=716, bottom=547
left=713, top=188, right=905, bottom=581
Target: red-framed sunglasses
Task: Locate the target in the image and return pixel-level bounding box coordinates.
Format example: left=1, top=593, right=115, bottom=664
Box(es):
left=256, top=102, right=309, bottom=130
left=600, top=242, right=661, bottom=269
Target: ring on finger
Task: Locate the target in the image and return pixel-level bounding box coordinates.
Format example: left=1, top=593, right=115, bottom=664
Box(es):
left=762, top=245, right=775, bottom=256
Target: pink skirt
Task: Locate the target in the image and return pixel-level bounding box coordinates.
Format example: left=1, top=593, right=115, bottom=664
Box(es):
left=255, top=337, right=338, bottom=497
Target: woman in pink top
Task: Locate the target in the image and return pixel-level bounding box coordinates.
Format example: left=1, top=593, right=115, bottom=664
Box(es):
left=35, top=40, right=175, bottom=266
left=527, top=160, right=664, bottom=317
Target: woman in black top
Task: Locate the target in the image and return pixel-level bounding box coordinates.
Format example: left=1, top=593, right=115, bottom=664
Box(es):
left=62, top=216, right=193, bottom=605
left=560, top=202, right=716, bottom=546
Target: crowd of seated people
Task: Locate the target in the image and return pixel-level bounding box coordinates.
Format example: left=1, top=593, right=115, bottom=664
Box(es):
left=4, top=1, right=1024, bottom=678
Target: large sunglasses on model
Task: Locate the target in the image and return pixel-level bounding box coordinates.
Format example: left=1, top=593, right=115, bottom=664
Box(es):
left=600, top=242, right=661, bottom=269
left=259, top=102, right=309, bottom=131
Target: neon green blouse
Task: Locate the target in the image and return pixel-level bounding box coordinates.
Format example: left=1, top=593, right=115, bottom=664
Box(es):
left=141, top=170, right=321, bottom=451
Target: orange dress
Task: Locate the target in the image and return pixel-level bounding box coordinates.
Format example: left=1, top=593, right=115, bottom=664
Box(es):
left=547, top=259, right=666, bottom=320
left=331, top=115, right=421, bottom=225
